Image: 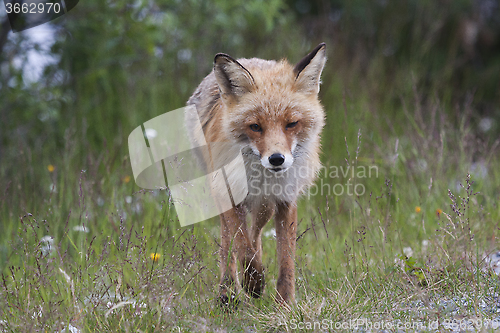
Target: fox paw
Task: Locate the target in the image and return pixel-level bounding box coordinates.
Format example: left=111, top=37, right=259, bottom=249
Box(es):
left=218, top=290, right=240, bottom=311
left=243, top=267, right=265, bottom=298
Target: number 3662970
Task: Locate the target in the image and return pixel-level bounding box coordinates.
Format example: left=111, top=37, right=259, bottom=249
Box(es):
left=5, top=2, right=61, bottom=14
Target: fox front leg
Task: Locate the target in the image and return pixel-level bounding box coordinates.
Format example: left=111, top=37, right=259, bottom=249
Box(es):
left=218, top=205, right=252, bottom=309
left=274, top=202, right=297, bottom=304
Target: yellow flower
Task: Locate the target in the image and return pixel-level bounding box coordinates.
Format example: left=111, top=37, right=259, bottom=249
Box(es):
left=47, top=164, right=55, bottom=173
left=415, top=206, right=421, bottom=213
left=436, top=209, right=443, bottom=217
left=150, top=253, right=161, bottom=262
left=123, top=176, right=131, bottom=183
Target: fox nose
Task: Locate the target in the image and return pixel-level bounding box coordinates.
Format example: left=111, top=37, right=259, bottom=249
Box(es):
left=269, top=153, right=285, bottom=166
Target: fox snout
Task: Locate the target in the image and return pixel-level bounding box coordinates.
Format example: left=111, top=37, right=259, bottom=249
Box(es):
left=261, top=151, right=294, bottom=172
left=269, top=153, right=285, bottom=166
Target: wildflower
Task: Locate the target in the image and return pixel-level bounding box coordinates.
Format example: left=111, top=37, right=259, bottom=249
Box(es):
left=403, top=247, right=413, bottom=258
left=48, top=183, right=57, bottom=193
left=150, top=253, right=161, bottom=262
left=415, top=206, right=421, bottom=213
left=47, top=164, right=55, bottom=172
left=264, top=228, right=276, bottom=238
left=73, top=225, right=89, bottom=233
left=123, top=176, right=131, bottom=183
left=40, top=235, right=54, bottom=256
left=436, top=209, right=443, bottom=217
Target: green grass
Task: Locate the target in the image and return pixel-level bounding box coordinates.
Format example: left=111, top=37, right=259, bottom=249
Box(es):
left=1, top=67, right=499, bottom=332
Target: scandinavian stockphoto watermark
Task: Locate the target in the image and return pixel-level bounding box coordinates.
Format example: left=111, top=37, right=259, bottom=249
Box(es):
left=288, top=318, right=437, bottom=331
left=308, top=164, right=378, bottom=197
left=246, top=163, right=378, bottom=198
left=287, top=318, right=500, bottom=331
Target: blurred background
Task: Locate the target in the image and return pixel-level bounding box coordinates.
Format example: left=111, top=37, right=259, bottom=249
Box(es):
left=0, top=0, right=499, bottom=277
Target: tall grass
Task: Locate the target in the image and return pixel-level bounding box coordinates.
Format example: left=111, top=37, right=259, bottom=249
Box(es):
left=1, top=72, right=499, bottom=330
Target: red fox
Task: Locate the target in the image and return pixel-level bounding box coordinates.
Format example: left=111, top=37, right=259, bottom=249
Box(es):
left=186, top=43, right=326, bottom=306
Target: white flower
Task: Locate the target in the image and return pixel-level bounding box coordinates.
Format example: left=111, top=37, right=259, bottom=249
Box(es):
left=73, top=225, right=89, bottom=233
left=264, top=228, right=276, bottom=238
left=59, top=323, right=81, bottom=333
left=403, top=247, right=413, bottom=258
left=40, top=235, right=54, bottom=255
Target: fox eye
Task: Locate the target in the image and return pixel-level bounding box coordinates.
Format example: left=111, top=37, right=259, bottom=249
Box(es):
left=249, top=124, right=262, bottom=132
left=286, top=121, right=298, bottom=129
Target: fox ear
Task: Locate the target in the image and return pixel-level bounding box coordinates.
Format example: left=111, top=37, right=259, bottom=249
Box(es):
left=214, top=54, right=256, bottom=103
left=293, top=43, right=327, bottom=95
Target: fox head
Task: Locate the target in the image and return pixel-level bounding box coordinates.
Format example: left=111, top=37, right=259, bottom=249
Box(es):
left=213, top=43, right=326, bottom=173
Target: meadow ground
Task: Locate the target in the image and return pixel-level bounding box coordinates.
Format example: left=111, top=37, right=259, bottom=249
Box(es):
left=1, top=68, right=499, bottom=332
